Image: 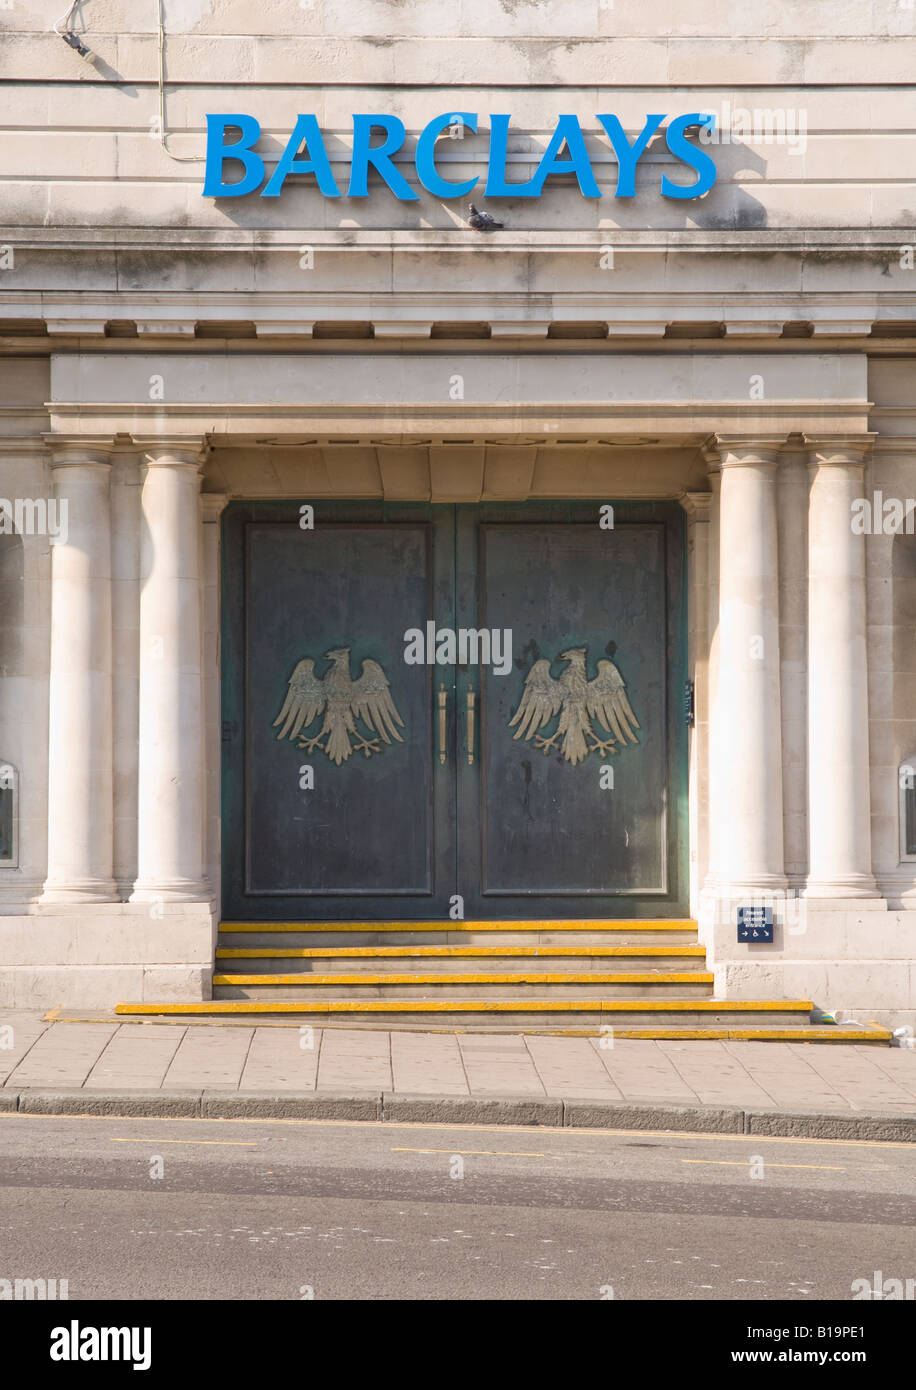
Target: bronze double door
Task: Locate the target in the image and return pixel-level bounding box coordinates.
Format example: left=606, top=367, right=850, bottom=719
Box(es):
left=221, top=501, right=687, bottom=921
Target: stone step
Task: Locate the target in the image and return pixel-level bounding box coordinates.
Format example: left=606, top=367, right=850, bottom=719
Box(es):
left=117, top=998, right=814, bottom=1029
left=218, top=920, right=700, bottom=949
left=211, top=971, right=716, bottom=1000
left=214, top=945, right=708, bottom=973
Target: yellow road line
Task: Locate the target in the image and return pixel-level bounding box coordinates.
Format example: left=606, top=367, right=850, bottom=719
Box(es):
left=110, top=1137, right=257, bottom=1147
left=681, top=1158, right=846, bottom=1171
left=392, top=1146, right=558, bottom=1158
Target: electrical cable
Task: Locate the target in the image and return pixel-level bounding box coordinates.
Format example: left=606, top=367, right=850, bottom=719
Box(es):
left=53, top=1, right=79, bottom=37
left=157, top=0, right=205, bottom=161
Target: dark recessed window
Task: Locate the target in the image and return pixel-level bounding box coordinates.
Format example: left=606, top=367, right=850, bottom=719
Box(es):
left=0, top=763, right=14, bottom=864
left=901, top=759, right=916, bottom=861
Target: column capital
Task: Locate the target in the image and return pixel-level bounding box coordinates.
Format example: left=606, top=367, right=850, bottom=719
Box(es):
left=709, top=435, right=790, bottom=468
left=803, top=433, right=877, bottom=468
left=201, top=492, right=230, bottom=524
left=43, top=436, right=117, bottom=468
left=133, top=435, right=208, bottom=469
left=679, top=491, right=713, bottom=522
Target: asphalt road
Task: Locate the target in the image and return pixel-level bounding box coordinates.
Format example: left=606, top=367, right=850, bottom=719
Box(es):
left=1, top=1112, right=914, bottom=1300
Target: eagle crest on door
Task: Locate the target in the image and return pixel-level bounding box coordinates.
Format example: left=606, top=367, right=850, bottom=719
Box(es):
left=509, top=647, right=640, bottom=766
left=273, top=647, right=404, bottom=765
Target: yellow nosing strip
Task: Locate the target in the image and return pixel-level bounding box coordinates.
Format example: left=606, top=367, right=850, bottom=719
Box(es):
left=216, top=944, right=708, bottom=959
left=212, top=971, right=715, bottom=987
left=219, top=920, right=697, bottom=933
left=116, top=997, right=813, bottom=1015
left=612, top=1027, right=892, bottom=1041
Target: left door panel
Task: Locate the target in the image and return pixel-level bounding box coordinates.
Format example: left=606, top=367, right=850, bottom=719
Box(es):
left=221, top=503, right=456, bottom=921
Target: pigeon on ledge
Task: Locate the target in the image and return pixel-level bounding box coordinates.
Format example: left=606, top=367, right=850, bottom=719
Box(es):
left=468, top=203, right=504, bottom=231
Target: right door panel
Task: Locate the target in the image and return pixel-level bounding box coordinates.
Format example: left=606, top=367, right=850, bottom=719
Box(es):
left=456, top=503, right=687, bottom=919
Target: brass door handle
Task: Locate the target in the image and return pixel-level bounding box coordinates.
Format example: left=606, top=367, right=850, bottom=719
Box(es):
left=438, top=684, right=447, bottom=764
left=466, top=689, right=476, bottom=765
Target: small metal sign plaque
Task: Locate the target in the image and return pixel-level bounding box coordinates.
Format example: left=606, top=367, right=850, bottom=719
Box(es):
left=737, top=906, right=774, bottom=943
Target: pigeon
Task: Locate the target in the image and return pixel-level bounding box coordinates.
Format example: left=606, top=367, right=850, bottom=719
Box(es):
left=468, top=203, right=504, bottom=231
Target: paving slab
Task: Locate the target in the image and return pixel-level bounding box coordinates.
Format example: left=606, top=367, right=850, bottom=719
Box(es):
left=238, top=1026, right=322, bottom=1091
left=84, top=1023, right=186, bottom=1090
left=457, top=1033, right=545, bottom=1095
left=162, top=1025, right=254, bottom=1089
left=590, top=1038, right=704, bottom=1101
left=0, top=1012, right=52, bottom=1084
left=524, top=1035, right=623, bottom=1099
left=316, top=1027, right=392, bottom=1091
left=390, top=1031, right=469, bottom=1095
left=5, top=1022, right=118, bottom=1089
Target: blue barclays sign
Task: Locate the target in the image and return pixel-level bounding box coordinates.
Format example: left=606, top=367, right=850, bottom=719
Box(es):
left=202, top=112, right=718, bottom=202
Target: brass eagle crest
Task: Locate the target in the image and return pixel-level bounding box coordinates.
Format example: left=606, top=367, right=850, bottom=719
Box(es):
left=273, top=647, right=404, bottom=765
left=509, top=646, right=640, bottom=766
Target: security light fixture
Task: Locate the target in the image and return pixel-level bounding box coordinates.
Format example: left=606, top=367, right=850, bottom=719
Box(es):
left=54, top=2, right=96, bottom=65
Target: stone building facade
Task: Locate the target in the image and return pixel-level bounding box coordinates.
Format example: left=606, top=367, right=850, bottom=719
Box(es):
left=1, top=1, right=915, bottom=1026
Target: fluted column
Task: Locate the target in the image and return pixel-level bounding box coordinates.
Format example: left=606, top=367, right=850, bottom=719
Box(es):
left=130, top=441, right=210, bottom=902
left=710, top=438, right=787, bottom=890
left=42, top=442, right=117, bottom=901
left=805, top=438, right=878, bottom=898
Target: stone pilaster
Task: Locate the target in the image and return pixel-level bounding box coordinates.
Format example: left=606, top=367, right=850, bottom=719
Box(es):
left=679, top=490, right=713, bottom=917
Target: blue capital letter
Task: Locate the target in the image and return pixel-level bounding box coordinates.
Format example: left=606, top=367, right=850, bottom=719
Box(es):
left=662, top=113, right=718, bottom=199
left=262, top=115, right=341, bottom=198
left=596, top=114, right=665, bottom=197
left=528, top=115, right=600, bottom=198
left=415, top=113, right=479, bottom=198
left=203, top=114, right=264, bottom=197
left=348, top=115, right=419, bottom=200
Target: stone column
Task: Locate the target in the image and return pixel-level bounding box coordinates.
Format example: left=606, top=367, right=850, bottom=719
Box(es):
left=710, top=438, right=787, bottom=891
left=130, top=441, right=210, bottom=902
left=805, top=438, right=878, bottom=897
left=41, top=441, right=118, bottom=901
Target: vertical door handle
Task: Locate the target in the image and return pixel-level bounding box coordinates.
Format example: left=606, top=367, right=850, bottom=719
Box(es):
left=438, top=684, right=447, bottom=764
left=466, top=688, right=476, bottom=765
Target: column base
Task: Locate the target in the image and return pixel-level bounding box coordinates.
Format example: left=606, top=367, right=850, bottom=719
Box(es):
left=705, top=875, right=789, bottom=896
left=804, top=877, right=880, bottom=900
left=40, top=880, right=119, bottom=904
left=130, top=881, right=213, bottom=904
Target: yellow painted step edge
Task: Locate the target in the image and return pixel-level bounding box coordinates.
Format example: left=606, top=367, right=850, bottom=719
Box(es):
left=216, top=944, right=708, bottom=959
left=117, top=997, right=814, bottom=1015
left=220, top=920, right=697, bottom=932
left=607, top=1027, right=892, bottom=1042
left=212, top=971, right=715, bottom=987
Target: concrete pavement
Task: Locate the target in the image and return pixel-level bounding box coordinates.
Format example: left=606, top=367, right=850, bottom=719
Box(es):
left=1, top=1011, right=915, bottom=1140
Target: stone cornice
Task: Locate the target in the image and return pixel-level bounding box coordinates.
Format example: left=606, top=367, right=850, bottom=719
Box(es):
left=42, top=402, right=872, bottom=447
